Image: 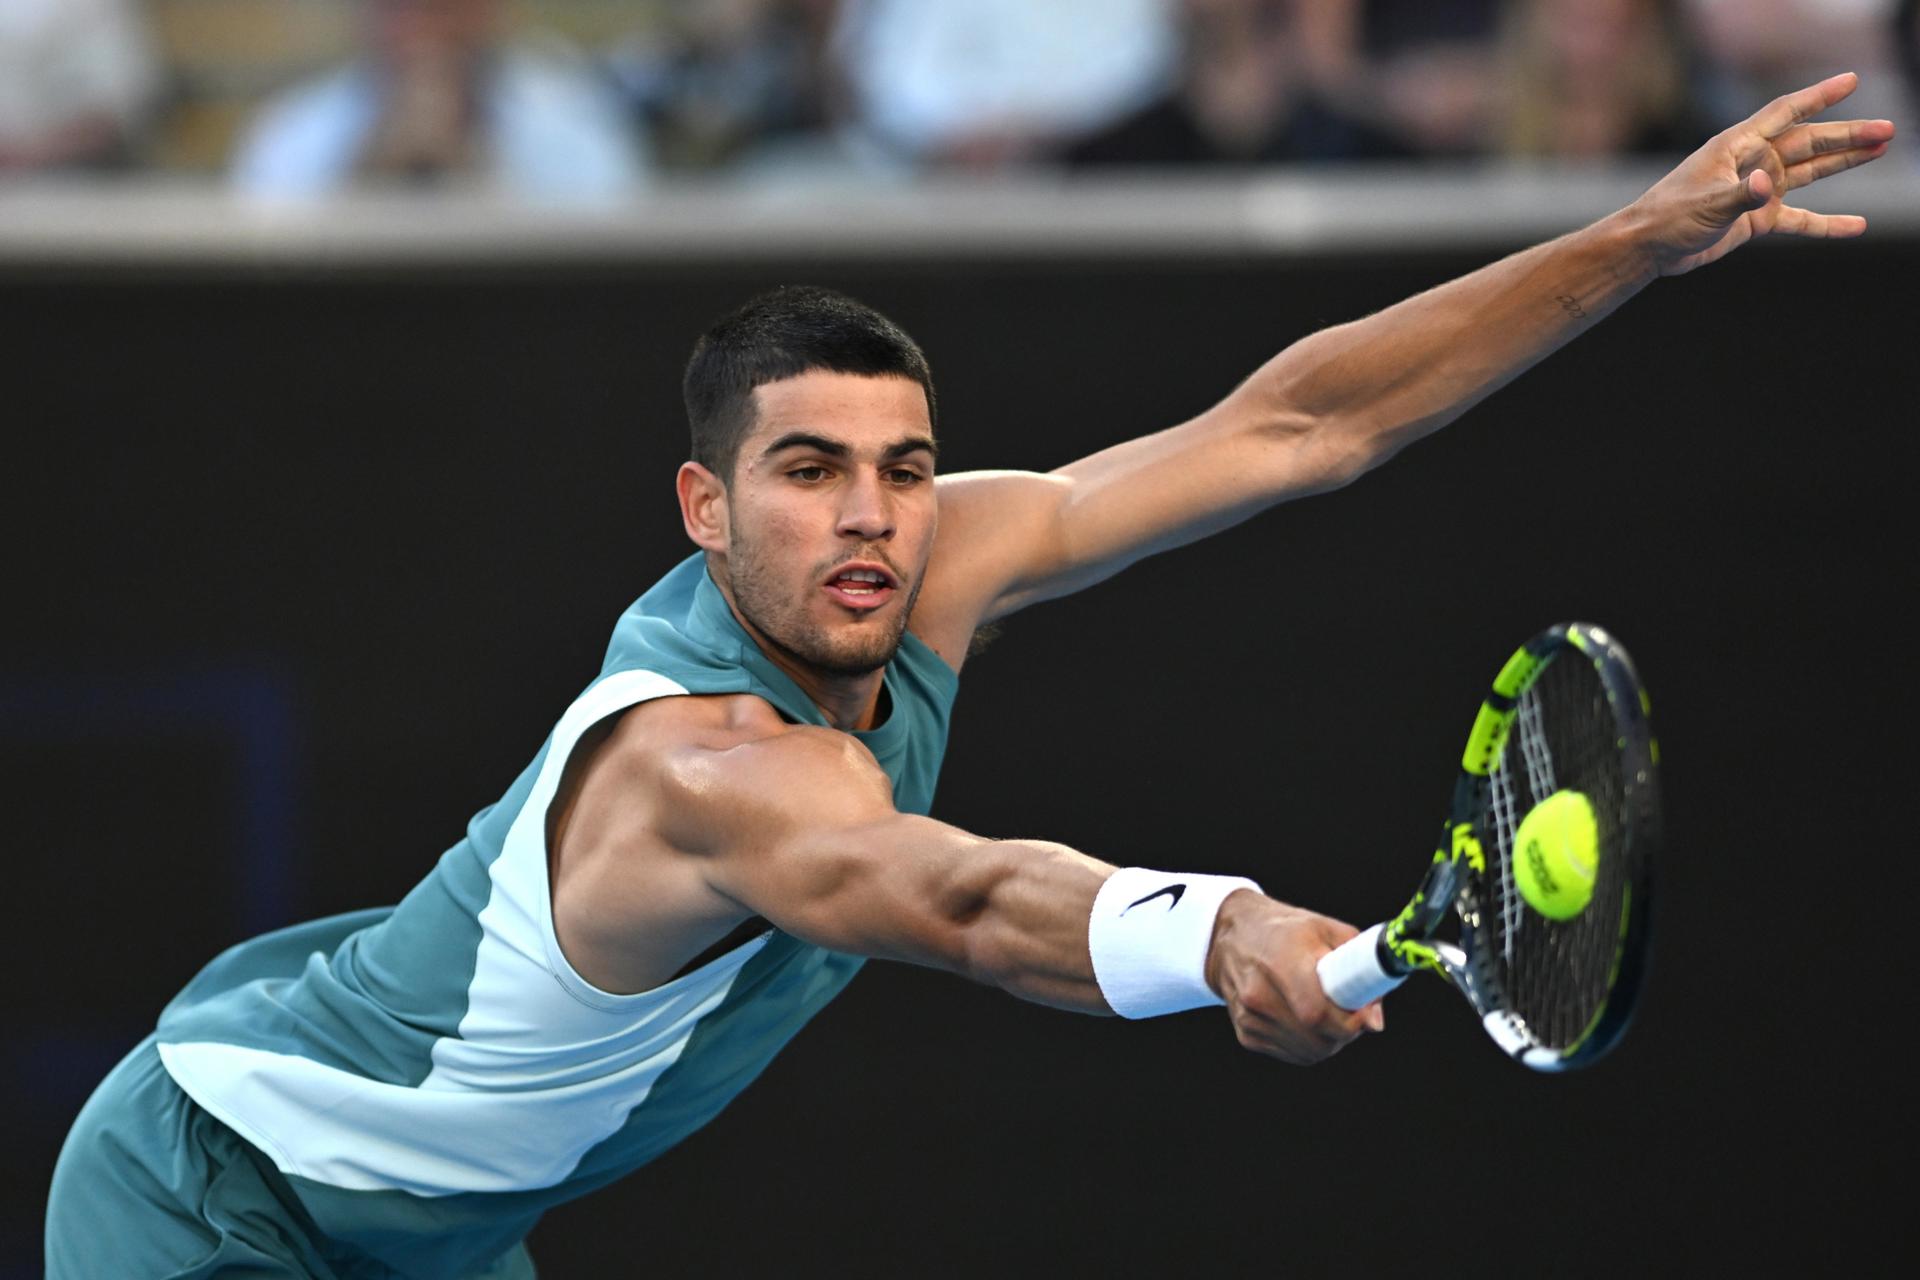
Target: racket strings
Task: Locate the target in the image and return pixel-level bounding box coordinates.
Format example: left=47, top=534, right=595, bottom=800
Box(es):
left=1491, top=681, right=1566, bottom=965
left=1482, top=653, right=1631, bottom=1049
left=1489, top=757, right=1523, bottom=965
left=1516, top=688, right=1559, bottom=803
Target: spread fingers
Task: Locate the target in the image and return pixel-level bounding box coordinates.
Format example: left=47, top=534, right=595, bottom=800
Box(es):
left=1784, top=139, right=1892, bottom=190
left=1774, top=117, right=1895, bottom=165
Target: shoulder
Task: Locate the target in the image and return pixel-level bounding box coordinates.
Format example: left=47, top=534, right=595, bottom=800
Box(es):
left=603, top=693, right=862, bottom=767
left=911, top=469, right=1070, bottom=664
left=597, top=695, right=892, bottom=855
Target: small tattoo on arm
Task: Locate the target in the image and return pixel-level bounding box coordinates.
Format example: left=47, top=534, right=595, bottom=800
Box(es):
left=1557, top=294, right=1588, bottom=319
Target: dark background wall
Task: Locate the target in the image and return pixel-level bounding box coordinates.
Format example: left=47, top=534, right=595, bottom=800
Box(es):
left=3, top=239, right=1909, bottom=1275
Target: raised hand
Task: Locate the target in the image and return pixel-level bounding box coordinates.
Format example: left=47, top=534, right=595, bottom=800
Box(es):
left=1630, top=72, right=1895, bottom=277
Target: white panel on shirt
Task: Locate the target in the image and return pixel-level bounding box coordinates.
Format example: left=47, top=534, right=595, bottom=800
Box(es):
left=162, top=669, right=772, bottom=1196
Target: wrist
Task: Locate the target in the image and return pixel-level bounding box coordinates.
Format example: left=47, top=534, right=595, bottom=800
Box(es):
left=1088, top=869, right=1262, bottom=1019
left=1204, top=886, right=1266, bottom=1001
left=1594, top=202, right=1666, bottom=288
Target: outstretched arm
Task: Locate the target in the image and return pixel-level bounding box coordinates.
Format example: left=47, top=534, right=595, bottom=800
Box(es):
left=915, top=74, right=1893, bottom=649
left=641, top=709, right=1379, bottom=1064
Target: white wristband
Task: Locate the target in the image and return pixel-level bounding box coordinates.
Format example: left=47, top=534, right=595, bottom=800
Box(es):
left=1088, top=868, right=1262, bottom=1019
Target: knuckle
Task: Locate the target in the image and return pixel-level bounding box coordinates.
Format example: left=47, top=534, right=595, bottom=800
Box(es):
left=1237, top=986, right=1280, bottom=1024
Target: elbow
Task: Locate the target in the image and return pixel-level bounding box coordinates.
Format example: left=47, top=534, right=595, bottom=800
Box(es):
left=1251, top=408, right=1379, bottom=496
left=1242, top=342, right=1403, bottom=493
left=1303, top=423, right=1377, bottom=492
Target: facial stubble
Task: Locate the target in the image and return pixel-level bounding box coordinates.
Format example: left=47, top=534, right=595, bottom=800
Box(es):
left=725, top=519, right=922, bottom=678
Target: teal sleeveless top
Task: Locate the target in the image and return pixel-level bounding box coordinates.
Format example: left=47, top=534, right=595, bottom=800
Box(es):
left=155, top=555, right=960, bottom=1276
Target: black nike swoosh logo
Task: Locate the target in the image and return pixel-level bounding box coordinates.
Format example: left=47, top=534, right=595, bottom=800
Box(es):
left=1122, top=884, right=1186, bottom=915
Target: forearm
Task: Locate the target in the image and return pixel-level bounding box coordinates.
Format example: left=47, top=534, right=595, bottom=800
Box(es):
left=893, top=830, right=1379, bottom=1063
left=942, top=836, right=1117, bottom=1012
left=746, top=807, right=1116, bottom=1009
left=1246, top=207, right=1660, bottom=479
left=750, top=809, right=1375, bottom=1059
left=944, top=842, right=1291, bottom=1025
left=731, top=760, right=1359, bottom=1047
left=766, top=814, right=1251, bottom=1016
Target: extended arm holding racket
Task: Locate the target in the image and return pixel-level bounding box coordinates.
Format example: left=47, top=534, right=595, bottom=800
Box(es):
left=677, top=716, right=1382, bottom=1061
left=549, top=692, right=1379, bottom=1063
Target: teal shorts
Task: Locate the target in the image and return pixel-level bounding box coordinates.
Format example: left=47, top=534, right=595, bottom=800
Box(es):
left=45, top=1035, right=535, bottom=1278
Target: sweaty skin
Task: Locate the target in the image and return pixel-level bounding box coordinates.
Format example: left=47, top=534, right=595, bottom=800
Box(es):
left=549, top=73, right=1891, bottom=1065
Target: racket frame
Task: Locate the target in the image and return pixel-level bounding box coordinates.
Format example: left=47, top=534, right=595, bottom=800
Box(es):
left=1325, top=622, right=1659, bottom=1071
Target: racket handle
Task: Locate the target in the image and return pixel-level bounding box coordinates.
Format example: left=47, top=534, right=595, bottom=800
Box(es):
left=1317, top=924, right=1407, bottom=1010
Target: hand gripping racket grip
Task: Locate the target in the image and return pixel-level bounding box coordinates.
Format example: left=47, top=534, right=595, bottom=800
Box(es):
left=1316, top=924, right=1408, bottom=1010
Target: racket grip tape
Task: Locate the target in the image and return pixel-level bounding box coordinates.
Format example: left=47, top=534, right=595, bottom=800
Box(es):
left=1316, top=924, right=1407, bottom=1010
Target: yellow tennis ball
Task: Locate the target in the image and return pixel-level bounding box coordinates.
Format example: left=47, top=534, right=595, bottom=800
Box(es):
left=1512, top=790, right=1599, bottom=921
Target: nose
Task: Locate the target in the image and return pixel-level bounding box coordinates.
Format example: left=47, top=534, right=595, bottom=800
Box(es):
left=835, top=468, right=895, bottom=542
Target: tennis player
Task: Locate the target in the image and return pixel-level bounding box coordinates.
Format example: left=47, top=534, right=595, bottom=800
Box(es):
left=47, top=74, right=1891, bottom=1278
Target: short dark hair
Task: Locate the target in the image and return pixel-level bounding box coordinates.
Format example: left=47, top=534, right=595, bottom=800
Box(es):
left=682, top=285, right=937, bottom=483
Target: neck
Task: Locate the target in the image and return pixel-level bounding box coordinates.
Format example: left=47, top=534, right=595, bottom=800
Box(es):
left=757, top=636, right=887, bottom=731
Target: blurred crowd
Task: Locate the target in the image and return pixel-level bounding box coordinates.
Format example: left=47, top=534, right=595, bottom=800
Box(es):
left=2, top=0, right=1912, bottom=200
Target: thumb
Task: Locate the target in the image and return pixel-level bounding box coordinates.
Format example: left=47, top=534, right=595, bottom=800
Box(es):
left=1727, top=167, right=1773, bottom=214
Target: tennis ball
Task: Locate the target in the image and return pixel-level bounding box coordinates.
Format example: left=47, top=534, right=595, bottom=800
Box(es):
left=1512, top=790, right=1599, bottom=921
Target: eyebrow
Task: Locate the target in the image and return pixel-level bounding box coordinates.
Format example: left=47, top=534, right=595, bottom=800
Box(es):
left=760, top=432, right=939, bottom=463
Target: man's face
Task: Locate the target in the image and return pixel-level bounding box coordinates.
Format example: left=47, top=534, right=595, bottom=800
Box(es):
left=717, top=371, right=938, bottom=678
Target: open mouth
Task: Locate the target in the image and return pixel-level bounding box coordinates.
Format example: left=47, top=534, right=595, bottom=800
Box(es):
left=822, top=562, right=898, bottom=611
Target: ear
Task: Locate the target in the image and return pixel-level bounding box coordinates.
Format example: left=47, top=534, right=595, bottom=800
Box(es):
left=677, top=461, right=729, bottom=554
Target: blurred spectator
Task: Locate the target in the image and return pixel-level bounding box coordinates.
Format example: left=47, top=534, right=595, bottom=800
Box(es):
left=607, top=0, right=841, bottom=172
left=1296, top=0, right=1506, bottom=157
left=831, top=0, right=1180, bottom=170
left=0, top=0, right=159, bottom=174
left=231, top=0, right=646, bottom=201
left=1899, top=0, right=1920, bottom=138
left=1065, top=0, right=1411, bottom=167
left=1494, top=0, right=1706, bottom=161
left=1683, top=0, right=1903, bottom=128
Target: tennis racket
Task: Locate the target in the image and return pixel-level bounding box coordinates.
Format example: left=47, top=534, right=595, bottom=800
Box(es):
left=1316, top=622, right=1658, bottom=1071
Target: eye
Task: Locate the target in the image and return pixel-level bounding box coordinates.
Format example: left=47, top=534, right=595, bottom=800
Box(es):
left=787, top=465, right=829, bottom=482
left=885, top=468, right=924, bottom=486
